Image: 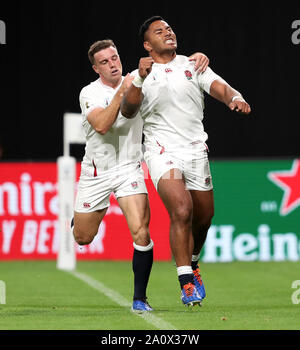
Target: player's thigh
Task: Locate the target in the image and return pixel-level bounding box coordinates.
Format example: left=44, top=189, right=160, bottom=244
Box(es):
left=157, top=168, right=193, bottom=223
left=117, top=194, right=150, bottom=243
left=74, top=208, right=107, bottom=243
left=144, top=150, right=181, bottom=190
left=190, top=189, right=214, bottom=228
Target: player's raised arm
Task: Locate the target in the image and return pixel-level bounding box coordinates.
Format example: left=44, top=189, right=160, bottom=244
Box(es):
left=121, top=57, right=154, bottom=119
left=87, top=73, right=133, bottom=134
left=209, top=79, right=251, bottom=115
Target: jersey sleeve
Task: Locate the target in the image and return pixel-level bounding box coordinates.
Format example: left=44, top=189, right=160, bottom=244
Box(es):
left=130, top=69, right=139, bottom=78
left=79, top=87, right=106, bottom=119
left=197, top=67, right=227, bottom=94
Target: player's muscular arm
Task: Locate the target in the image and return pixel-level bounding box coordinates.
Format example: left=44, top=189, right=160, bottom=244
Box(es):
left=209, top=80, right=251, bottom=115
left=87, top=74, right=134, bottom=134
left=87, top=97, right=121, bottom=135
left=121, top=86, right=144, bottom=119
left=121, top=57, right=154, bottom=119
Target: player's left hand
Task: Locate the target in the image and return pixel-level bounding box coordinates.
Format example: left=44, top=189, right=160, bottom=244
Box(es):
left=229, top=99, right=251, bottom=114
left=189, top=52, right=209, bottom=74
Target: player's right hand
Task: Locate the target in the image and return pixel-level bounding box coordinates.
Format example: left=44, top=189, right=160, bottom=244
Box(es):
left=119, top=73, right=134, bottom=96
left=138, top=57, right=154, bottom=79
left=229, top=99, right=251, bottom=115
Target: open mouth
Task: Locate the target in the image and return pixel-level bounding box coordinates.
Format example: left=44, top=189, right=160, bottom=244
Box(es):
left=111, top=69, right=119, bottom=75
left=165, top=39, right=176, bottom=45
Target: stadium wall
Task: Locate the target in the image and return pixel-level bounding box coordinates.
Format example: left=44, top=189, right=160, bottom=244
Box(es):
left=0, top=159, right=299, bottom=262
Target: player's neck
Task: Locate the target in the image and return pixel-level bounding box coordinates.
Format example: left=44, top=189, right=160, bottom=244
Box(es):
left=100, top=76, right=122, bottom=89
left=151, top=51, right=176, bottom=64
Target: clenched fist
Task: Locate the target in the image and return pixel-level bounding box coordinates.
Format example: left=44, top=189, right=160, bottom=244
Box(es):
left=138, top=57, right=155, bottom=79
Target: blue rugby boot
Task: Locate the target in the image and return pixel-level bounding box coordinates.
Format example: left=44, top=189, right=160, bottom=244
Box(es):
left=193, top=266, right=206, bottom=300
left=181, top=283, right=202, bottom=307
left=132, top=298, right=154, bottom=313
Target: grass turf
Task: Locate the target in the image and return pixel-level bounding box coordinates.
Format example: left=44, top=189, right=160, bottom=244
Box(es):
left=0, top=260, right=299, bottom=330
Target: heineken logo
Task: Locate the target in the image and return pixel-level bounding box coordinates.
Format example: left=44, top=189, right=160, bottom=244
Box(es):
left=202, top=224, right=299, bottom=262
left=268, top=159, right=300, bottom=216
left=204, top=158, right=300, bottom=262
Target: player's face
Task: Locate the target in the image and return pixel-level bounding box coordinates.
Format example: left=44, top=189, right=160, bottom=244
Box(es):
left=144, top=20, right=177, bottom=54
left=92, top=46, right=123, bottom=87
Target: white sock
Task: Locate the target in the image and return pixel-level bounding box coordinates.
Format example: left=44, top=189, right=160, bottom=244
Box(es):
left=192, top=253, right=200, bottom=262
left=177, top=265, right=193, bottom=276
left=133, top=239, right=154, bottom=252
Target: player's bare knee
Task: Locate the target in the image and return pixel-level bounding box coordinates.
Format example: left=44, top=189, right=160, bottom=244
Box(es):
left=170, top=205, right=192, bottom=225
left=73, top=230, right=94, bottom=246
left=74, top=236, right=92, bottom=246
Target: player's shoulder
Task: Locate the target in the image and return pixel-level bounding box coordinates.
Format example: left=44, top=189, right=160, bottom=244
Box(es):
left=175, top=55, right=215, bottom=75
left=175, top=55, right=192, bottom=66
left=175, top=54, right=189, bottom=62
left=79, top=78, right=102, bottom=97
left=174, top=55, right=196, bottom=72
left=130, top=69, right=139, bottom=77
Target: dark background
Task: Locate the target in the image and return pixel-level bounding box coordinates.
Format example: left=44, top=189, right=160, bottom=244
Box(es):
left=0, top=1, right=299, bottom=161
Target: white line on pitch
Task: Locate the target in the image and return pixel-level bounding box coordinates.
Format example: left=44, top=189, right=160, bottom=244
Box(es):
left=69, top=270, right=177, bottom=330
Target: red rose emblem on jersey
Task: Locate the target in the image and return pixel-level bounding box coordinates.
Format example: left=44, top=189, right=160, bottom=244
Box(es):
left=131, top=181, right=138, bottom=189
left=185, top=70, right=192, bottom=80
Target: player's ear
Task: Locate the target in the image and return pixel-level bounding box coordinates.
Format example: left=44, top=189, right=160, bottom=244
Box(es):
left=144, top=41, right=152, bottom=53
left=92, top=64, right=99, bottom=74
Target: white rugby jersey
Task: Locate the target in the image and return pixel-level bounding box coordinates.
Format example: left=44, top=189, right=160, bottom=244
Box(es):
left=138, top=55, right=223, bottom=152
left=79, top=77, right=143, bottom=173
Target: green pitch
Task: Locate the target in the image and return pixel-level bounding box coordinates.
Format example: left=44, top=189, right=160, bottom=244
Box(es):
left=0, top=260, right=299, bottom=330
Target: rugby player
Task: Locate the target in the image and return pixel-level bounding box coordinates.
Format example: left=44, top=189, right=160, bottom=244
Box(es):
left=121, top=17, right=251, bottom=307
left=73, top=39, right=210, bottom=311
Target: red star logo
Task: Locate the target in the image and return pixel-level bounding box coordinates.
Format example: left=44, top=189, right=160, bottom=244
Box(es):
left=268, top=159, right=300, bottom=216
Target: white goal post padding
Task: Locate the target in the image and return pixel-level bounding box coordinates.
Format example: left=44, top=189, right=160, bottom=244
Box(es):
left=57, top=156, right=76, bottom=270
left=57, top=113, right=85, bottom=271
left=63, top=113, right=86, bottom=156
